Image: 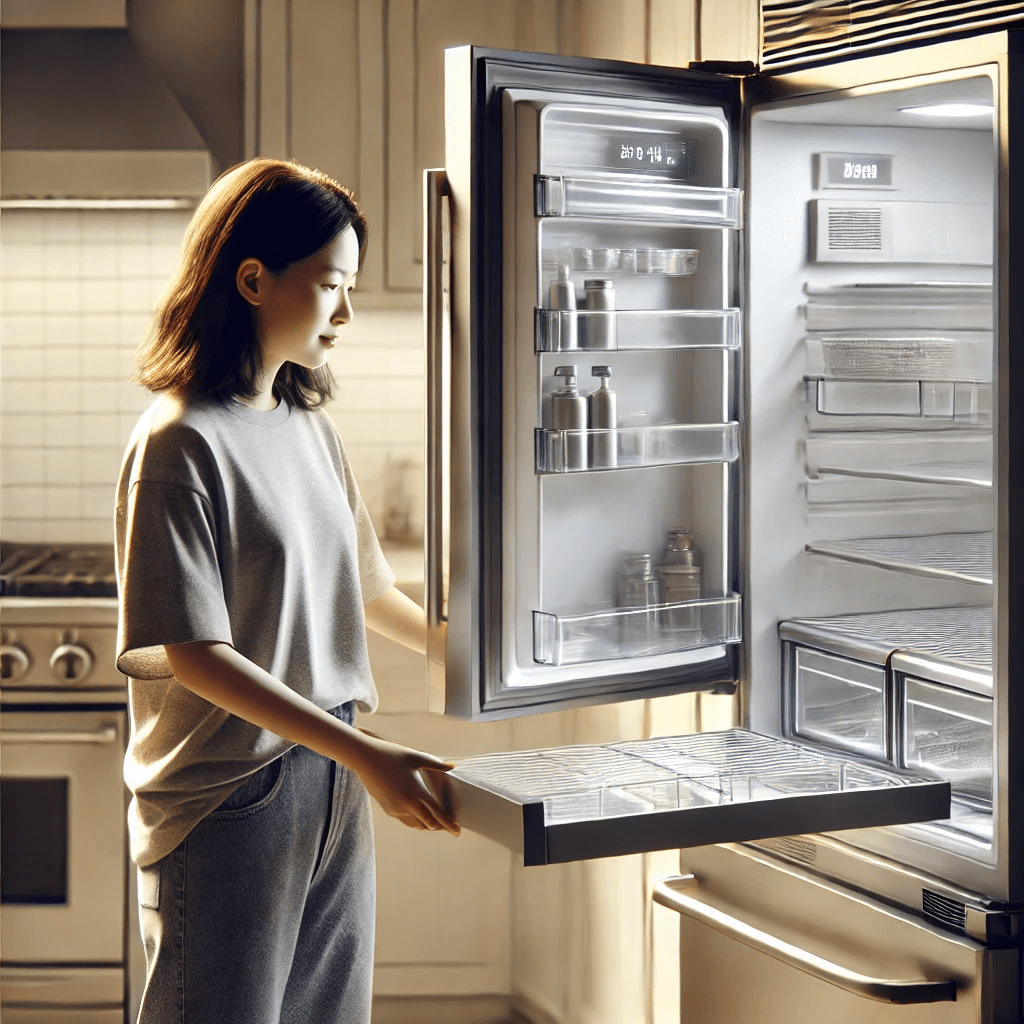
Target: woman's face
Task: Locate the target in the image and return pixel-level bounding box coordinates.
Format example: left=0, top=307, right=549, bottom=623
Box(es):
left=239, top=225, right=360, bottom=373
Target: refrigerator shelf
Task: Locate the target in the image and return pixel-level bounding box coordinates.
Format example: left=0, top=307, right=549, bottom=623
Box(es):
left=802, top=283, right=993, bottom=331
left=532, top=593, right=742, bottom=666
left=446, top=729, right=950, bottom=864
left=781, top=606, right=993, bottom=672
left=805, top=532, right=992, bottom=586
left=805, top=377, right=991, bottom=420
left=535, top=307, right=741, bottom=352
left=535, top=175, right=741, bottom=226
left=805, top=332, right=992, bottom=382
left=815, top=461, right=992, bottom=490
left=535, top=421, right=739, bottom=474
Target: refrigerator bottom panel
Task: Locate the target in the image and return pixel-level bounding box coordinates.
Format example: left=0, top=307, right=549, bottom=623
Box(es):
left=658, top=843, right=1021, bottom=1024
left=448, top=729, right=950, bottom=865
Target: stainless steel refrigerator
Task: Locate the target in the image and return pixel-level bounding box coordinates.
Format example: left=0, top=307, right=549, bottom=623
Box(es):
left=423, top=29, right=1023, bottom=1021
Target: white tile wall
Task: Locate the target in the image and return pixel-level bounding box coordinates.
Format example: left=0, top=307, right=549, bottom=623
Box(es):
left=1, top=208, right=426, bottom=545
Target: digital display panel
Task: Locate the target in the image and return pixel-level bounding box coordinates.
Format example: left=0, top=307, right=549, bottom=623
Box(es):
left=817, top=153, right=893, bottom=189
left=606, top=136, right=697, bottom=178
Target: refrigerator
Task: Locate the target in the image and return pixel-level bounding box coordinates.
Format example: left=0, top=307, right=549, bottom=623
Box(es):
left=423, top=28, right=1024, bottom=1021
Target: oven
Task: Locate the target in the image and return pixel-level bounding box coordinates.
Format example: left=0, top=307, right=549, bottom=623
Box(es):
left=0, top=544, right=142, bottom=1024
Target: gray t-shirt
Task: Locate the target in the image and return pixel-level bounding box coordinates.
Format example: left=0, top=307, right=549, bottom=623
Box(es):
left=115, top=393, right=395, bottom=867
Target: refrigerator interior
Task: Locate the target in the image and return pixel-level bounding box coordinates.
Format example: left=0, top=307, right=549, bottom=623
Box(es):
left=745, top=72, right=998, bottom=889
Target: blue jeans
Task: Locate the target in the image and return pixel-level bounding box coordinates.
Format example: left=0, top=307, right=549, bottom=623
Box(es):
left=135, top=704, right=374, bottom=1023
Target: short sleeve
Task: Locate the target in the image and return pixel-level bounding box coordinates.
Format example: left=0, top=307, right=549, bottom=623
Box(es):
left=116, top=479, right=234, bottom=679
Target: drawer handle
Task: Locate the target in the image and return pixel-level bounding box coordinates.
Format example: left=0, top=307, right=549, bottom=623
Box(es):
left=0, top=726, right=118, bottom=744
left=653, top=875, right=956, bottom=1004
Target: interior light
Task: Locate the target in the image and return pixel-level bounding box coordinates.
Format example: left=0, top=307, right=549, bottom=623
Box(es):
left=900, top=102, right=994, bottom=118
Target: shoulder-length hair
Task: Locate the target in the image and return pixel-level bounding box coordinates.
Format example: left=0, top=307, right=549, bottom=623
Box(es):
left=135, top=158, right=368, bottom=409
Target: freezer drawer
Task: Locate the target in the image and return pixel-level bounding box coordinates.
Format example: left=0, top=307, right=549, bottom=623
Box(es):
left=655, top=843, right=1020, bottom=1022
left=448, top=729, right=949, bottom=865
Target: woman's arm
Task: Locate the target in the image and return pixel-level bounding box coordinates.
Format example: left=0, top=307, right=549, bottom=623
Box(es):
left=364, top=585, right=427, bottom=655
left=164, top=640, right=458, bottom=835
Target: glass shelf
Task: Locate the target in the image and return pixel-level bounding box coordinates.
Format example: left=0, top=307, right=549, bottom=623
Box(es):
left=535, top=422, right=739, bottom=474
left=805, top=377, right=991, bottom=420
left=802, top=283, right=993, bottom=332
left=815, top=462, right=992, bottom=490
left=535, top=308, right=741, bottom=353
left=533, top=593, right=742, bottom=666
left=535, top=175, right=741, bottom=226
left=541, top=246, right=700, bottom=275
left=805, top=532, right=992, bottom=586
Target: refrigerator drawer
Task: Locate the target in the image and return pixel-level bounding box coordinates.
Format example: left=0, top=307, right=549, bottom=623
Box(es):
left=447, top=729, right=949, bottom=865
left=787, top=645, right=888, bottom=760
left=656, top=843, right=1020, bottom=1023
left=901, top=675, right=993, bottom=809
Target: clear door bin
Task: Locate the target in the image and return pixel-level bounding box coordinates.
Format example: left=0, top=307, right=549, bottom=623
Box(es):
left=788, top=646, right=887, bottom=760
left=446, top=730, right=950, bottom=865
left=535, top=308, right=741, bottom=352
left=535, top=421, right=739, bottom=473
left=535, top=175, right=741, bottom=226
left=533, top=593, right=742, bottom=666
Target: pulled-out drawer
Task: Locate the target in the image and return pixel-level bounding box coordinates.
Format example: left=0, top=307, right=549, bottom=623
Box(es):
left=446, top=729, right=949, bottom=865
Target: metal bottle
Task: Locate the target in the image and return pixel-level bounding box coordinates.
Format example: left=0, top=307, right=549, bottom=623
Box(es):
left=549, top=263, right=578, bottom=350
left=587, top=365, right=618, bottom=469
left=658, top=528, right=702, bottom=637
left=616, top=552, right=662, bottom=650
left=584, top=278, right=616, bottom=350
left=547, top=365, right=587, bottom=470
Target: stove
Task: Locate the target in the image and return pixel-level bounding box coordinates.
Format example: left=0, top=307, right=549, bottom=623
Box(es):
left=0, top=542, right=141, bottom=1024
left=0, top=542, right=118, bottom=598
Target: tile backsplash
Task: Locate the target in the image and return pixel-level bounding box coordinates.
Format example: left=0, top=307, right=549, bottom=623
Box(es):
left=1, top=208, right=425, bottom=545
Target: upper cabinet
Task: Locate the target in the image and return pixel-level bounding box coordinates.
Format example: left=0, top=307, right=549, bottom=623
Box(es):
left=246, top=0, right=716, bottom=306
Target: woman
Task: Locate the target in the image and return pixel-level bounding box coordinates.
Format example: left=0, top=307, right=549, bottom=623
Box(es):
left=115, top=157, right=458, bottom=1024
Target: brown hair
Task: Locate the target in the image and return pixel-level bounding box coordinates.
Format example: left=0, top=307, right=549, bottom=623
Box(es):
left=135, top=158, right=368, bottom=409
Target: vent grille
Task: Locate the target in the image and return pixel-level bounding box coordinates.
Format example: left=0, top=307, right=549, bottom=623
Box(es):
left=828, top=207, right=882, bottom=250
left=770, top=836, right=818, bottom=866
left=761, top=0, right=1024, bottom=71
left=922, top=888, right=967, bottom=931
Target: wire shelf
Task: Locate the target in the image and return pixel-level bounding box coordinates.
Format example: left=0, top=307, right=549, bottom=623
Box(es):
left=806, top=532, right=992, bottom=586
left=783, top=606, right=993, bottom=669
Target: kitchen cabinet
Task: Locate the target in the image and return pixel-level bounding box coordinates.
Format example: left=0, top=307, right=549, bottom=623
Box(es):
left=246, top=0, right=713, bottom=307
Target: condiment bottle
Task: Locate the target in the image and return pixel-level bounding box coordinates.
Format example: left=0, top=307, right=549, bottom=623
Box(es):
left=583, top=278, right=616, bottom=350
left=587, top=365, right=617, bottom=469
left=549, top=263, right=578, bottom=350
left=658, top=528, right=702, bottom=637
left=546, top=365, right=587, bottom=470
left=617, top=552, right=662, bottom=649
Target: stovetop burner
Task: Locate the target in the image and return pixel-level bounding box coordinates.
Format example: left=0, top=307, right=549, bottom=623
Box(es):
left=0, top=543, right=118, bottom=598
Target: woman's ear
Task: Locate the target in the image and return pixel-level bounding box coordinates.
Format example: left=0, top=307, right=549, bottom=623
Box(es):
left=236, top=258, right=265, bottom=306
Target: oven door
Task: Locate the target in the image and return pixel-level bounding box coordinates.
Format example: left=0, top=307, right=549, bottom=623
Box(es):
left=0, top=707, right=127, bottom=963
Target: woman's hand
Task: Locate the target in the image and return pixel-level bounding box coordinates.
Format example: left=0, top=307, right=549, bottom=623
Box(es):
left=350, top=729, right=460, bottom=836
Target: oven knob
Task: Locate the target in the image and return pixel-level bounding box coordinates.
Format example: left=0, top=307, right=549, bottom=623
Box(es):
left=50, top=643, right=94, bottom=683
left=0, top=644, right=30, bottom=681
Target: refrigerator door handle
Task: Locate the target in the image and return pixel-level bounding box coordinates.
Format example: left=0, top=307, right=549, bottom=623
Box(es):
left=653, top=875, right=957, bottom=1004
left=424, top=168, right=451, bottom=712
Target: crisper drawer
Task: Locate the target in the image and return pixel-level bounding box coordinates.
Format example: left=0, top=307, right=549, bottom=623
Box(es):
left=447, top=729, right=949, bottom=865
left=786, top=645, right=888, bottom=760
left=893, top=653, right=994, bottom=846
left=655, top=843, right=1020, bottom=1023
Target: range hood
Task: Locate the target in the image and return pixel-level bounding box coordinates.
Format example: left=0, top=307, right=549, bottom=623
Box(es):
left=1, top=4, right=243, bottom=202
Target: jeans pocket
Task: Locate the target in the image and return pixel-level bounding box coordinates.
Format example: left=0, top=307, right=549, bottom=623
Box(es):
left=209, top=756, right=286, bottom=818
